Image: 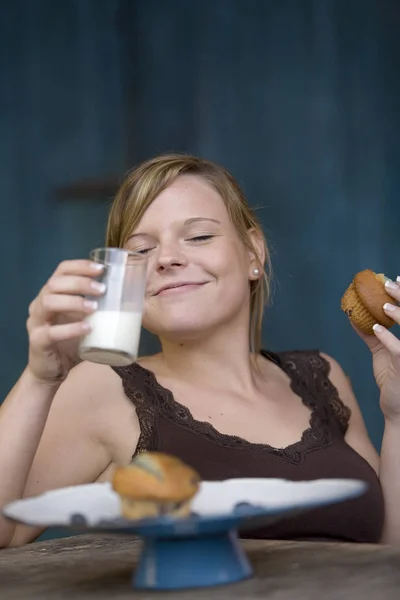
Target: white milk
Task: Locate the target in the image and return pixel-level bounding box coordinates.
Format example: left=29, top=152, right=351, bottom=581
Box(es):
left=79, top=310, right=142, bottom=367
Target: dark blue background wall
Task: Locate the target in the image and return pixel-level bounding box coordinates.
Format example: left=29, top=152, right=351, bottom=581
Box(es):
left=1, top=0, right=399, bottom=458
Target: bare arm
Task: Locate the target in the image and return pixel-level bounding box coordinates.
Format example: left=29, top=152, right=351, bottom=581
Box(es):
left=0, top=369, right=60, bottom=546
left=0, top=258, right=117, bottom=548
left=320, top=354, right=393, bottom=541
left=320, top=353, right=380, bottom=474
left=378, top=419, right=400, bottom=544
left=0, top=361, right=137, bottom=548
left=322, top=350, right=400, bottom=544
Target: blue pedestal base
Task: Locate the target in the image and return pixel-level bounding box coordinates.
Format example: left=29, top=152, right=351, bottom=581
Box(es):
left=133, top=529, right=252, bottom=590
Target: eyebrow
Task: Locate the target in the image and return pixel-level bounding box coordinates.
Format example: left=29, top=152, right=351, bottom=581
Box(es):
left=184, top=217, right=222, bottom=226
left=127, top=217, right=222, bottom=240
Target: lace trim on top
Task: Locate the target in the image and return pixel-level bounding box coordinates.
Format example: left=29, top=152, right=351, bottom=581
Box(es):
left=113, top=349, right=352, bottom=465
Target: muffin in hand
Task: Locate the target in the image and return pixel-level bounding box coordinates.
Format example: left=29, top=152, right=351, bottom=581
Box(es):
left=112, top=452, right=201, bottom=520
left=341, top=269, right=396, bottom=335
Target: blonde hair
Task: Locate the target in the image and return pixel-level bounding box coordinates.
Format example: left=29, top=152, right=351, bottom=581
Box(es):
left=106, top=153, right=272, bottom=352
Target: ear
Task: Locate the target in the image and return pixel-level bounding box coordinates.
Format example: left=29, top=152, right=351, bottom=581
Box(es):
left=247, top=228, right=266, bottom=280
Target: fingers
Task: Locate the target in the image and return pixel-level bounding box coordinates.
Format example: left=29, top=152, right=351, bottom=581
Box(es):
left=384, top=278, right=400, bottom=321
left=28, top=260, right=106, bottom=327
left=372, top=324, right=400, bottom=369
left=383, top=302, right=400, bottom=324
left=53, top=259, right=104, bottom=277
left=349, top=276, right=400, bottom=359
left=349, top=320, right=382, bottom=351
left=384, top=277, right=400, bottom=304
left=370, top=277, right=400, bottom=362
left=382, top=278, right=400, bottom=338
left=46, top=275, right=106, bottom=297
left=40, top=294, right=98, bottom=316
left=30, top=321, right=91, bottom=351
left=24, top=260, right=104, bottom=376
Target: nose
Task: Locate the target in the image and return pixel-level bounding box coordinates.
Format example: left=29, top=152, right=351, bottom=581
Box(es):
left=155, top=240, right=188, bottom=272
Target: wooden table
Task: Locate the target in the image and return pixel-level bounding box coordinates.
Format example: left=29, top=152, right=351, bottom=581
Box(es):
left=1, top=534, right=400, bottom=599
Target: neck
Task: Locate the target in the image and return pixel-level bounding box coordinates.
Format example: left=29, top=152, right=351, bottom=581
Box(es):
left=157, top=319, right=261, bottom=393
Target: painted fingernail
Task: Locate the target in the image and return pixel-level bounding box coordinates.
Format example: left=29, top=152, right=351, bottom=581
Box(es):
left=81, top=321, right=91, bottom=331
left=91, top=281, right=106, bottom=293
left=383, top=303, right=396, bottom=312
left=84, top=300, right=98, bottom=311
left=385, top=280, right=399, bottom=290
left=373, top=324, right=384, bottom=333
left=91, top=262, right=104, bottom=271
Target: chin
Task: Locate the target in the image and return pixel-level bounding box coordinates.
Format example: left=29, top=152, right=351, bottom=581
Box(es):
left=142, top=299, right=249, bottom=342
left=147, top=325, right=210, bottom=343
left=143, top=317, right=218, bottom=343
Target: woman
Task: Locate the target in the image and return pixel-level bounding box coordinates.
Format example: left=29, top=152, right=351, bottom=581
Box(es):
left=0, top=154, right=399, bottom=548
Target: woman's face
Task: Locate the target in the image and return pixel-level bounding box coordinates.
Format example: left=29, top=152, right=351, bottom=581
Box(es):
left=125, top=175, right=257, bottom=342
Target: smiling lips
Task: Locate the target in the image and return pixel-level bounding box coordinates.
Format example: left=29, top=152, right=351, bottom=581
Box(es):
left=153, top=282, right=208, bottom=296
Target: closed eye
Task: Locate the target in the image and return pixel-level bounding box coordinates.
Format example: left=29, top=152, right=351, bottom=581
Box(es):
left=133, top=235, right=214, bottom=253
left=135, top=247, right=154, bottom=255
left=188, top=235, right=214, bottom=242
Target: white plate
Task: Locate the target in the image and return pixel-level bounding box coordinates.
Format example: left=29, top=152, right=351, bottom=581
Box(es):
left=2, top=478, right=367, bottom=529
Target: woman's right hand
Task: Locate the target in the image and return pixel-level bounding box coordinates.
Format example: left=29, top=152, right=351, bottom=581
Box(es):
left=26, top=259, right=106, bottom=385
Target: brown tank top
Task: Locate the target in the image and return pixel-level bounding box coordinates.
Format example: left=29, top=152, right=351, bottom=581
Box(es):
left=112, top=350, right=384, bottom=543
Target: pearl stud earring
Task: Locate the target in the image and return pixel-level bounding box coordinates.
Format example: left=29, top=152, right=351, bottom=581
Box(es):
left=252, top=268, right=260, bottom=276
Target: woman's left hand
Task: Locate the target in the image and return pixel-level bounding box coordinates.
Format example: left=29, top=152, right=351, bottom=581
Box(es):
left=352, top=278, right=400, bottom=422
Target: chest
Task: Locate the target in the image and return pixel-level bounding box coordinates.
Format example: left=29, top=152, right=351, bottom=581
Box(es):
left=156, top=378, right=316, bottom=450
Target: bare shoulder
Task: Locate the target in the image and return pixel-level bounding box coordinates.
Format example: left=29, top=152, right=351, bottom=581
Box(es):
left=52, top=362, right=123, bottom=428
left=319, top=352, right=369, bottom=418
left=319, top=353, right=354, bottom=396
left=56, top=361, right=123, bottom=409
left=319, top=351, right=365, bottom=419
left=57, top=360, right=122, bottom=398
left=50, top=361, right=139, bottom=463
left=8, top=363, right=139, bottom=547
left=319, top=352, right=380, bottom=474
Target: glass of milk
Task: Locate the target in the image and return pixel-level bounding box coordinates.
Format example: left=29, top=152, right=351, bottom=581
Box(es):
left=78, top=247, right=148, bottom=367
